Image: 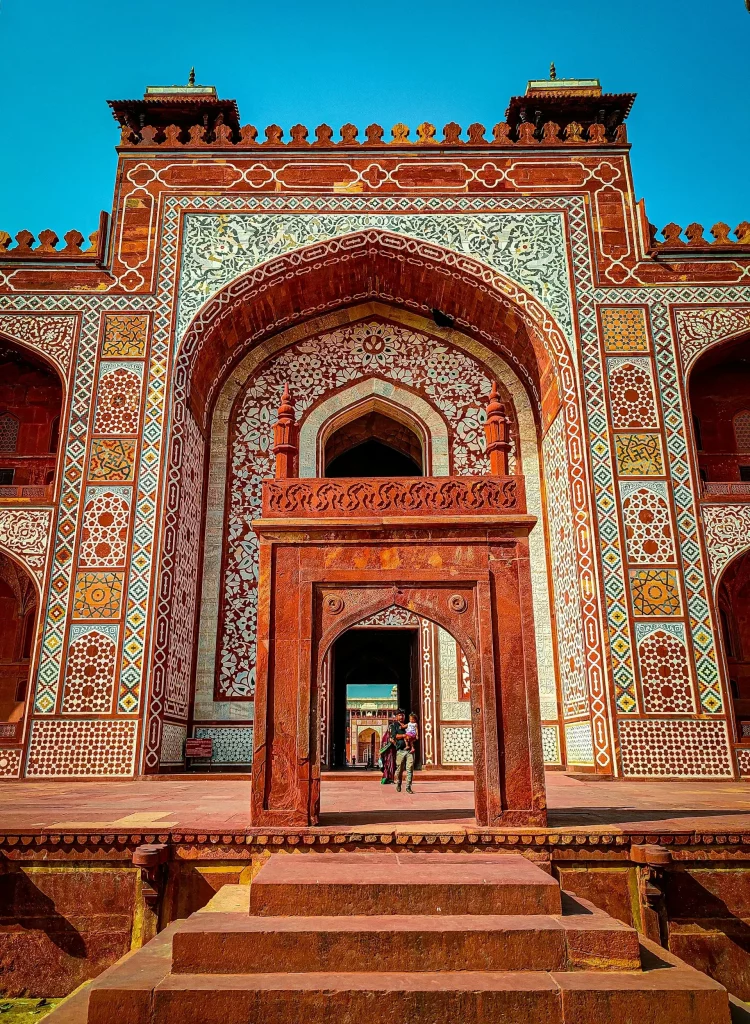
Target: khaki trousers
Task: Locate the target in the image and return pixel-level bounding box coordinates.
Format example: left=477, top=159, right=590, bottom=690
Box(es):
left=395, top=748, right=415, bottom=788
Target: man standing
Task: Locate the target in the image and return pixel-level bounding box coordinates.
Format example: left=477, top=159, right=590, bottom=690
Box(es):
left=393, top=709, right=416, bottom=794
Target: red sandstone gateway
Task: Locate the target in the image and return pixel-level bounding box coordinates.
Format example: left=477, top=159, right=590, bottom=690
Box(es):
left=1, top=64, right=750, bottom=1013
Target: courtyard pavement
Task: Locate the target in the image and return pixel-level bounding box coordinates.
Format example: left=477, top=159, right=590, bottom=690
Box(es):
left=0, top=771, right=749, bottom=834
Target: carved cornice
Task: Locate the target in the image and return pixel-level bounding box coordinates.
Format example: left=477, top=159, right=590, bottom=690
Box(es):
left=262, top=475, right=524, bottom=518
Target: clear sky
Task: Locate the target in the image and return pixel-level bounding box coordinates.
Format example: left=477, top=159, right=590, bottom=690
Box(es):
left=1, top=1, right=748, bottom=241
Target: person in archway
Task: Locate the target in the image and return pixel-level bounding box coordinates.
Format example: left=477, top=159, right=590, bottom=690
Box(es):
left=393, top=710, right=416, bottom=795
left=379, top=710, right=401, bottom=785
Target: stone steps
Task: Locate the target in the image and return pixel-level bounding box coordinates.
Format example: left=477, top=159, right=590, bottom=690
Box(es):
left=248, top=851, right=562, bottom=915
left=45, top=851, right=732, bottom=1024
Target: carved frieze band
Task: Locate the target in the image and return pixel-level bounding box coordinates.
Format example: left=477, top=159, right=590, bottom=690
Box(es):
left=262, top=475, right=523, bottom=518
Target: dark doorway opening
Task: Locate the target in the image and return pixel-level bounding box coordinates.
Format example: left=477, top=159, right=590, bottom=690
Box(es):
left=329, top=628, right=417, bottom=768
left=326, top=439, right=421, bottom=478
left=324, top=411, right=423, bottom=477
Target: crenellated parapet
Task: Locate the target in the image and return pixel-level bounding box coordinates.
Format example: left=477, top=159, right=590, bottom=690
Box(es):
left=648, top=220, right=750, bottom=255
left=117, top=119, right=629, bottom=149
left=0, top=212, right=108, bottom=263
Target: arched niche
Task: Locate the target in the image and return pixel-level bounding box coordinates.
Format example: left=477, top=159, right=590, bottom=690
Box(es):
left=298, top=381, right=449, bottom=477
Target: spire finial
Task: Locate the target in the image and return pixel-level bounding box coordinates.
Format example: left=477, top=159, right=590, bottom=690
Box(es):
left=188, top=67, right=196, bottom=87
left=549, top=61, right=557, bottom=80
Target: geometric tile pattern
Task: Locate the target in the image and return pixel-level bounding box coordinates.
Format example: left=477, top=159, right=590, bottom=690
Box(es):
left=61, top=623, right=117, bottom=714
left=440, top=726, right=473, bottom=765
left=195, top=726, right=254, bottom=763
left=618, top=718, right=732, bottom=777
left=635, top=622, right=695, bottom=714
left=102, top=314, right=149, bottom=358
left=88, top=439, right=137, bottom=482
left=736, top=747, right=750, bottom=777
left=647, top=299, right=724, bottom=714
left=160, top=723, right=187, bottom=765
left=93, top=365, right=143, bottom=436
left=25, top=718, right=137, bottom=777
left=607, top=357, right=660, bottom=430
left=630, top=569, right=682, bottom=617
left=0, top=748, right=23, bottom=778
left=600, top=306, right=650, bottom=352
left=541, top=724, right=561, bottom=765
left=620, top=481, right=676, bottom=563
left=72, top=571, right=124, bottom=619
left=614, top=433, right=664, bottom=476
left=564, top=721, right=595, bottom=764
left=0, top=413, right=19, bottom=452
left=32, top=305, right=96, bottom=715
left=734, top=410, right=750, bottom=450
left=78, top=488, right=131, bottom=568
left=117, top=326, right=161, bottom=716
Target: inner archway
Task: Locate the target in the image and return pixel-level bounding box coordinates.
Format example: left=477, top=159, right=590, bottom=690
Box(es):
left=0, top=552, right=37, bottom=740
left=688, top=331, right=750, bottom=491
left=717, top=548, right=750, bottom=738
left=329, top=626, right=416, bottom=767
left=0, top=338, right=63, bottom=493
left=325, top=412, right=423, bottom=478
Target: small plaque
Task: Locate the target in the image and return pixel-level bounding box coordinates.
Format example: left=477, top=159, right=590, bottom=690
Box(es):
left=186, top=738, right=213, bottom=758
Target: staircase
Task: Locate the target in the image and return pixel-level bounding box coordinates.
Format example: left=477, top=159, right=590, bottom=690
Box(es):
left=48, top=852, right=730, bottom=1023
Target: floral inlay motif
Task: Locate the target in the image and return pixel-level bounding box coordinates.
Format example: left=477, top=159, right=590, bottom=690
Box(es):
left=217, top=319, right=509, bottom=699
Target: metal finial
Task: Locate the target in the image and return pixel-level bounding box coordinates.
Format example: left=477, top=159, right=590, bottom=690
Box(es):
left=188, top=67, right=196, bottom=86
left=549, top=61, right=557, bottom=80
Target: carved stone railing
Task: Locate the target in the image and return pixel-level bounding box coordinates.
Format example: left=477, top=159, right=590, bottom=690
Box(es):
left=118, top=120, right=628, bottom=149
left=0, top=720, right=24, bottom=744
left=262, top=475, right=525, bottom=518
left=702, top=481, right=750, bottom=498
left=0, top=485, right=53, bottom=503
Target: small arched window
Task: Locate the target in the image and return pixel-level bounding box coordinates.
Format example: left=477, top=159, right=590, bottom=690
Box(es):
left=734, top=410, right=750, bottom=452
left=0, top=413, right=19, bottom=453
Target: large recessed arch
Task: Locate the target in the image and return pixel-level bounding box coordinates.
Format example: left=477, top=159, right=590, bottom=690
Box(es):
left=190, top=306, right=557, bottom=736
left=145, top=238, right=610, bottom=777
left=176, top=229, right=572, bottom=431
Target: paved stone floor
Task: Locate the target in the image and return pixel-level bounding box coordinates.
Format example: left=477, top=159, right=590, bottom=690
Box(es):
left=1, top=771, right=749, bottom=833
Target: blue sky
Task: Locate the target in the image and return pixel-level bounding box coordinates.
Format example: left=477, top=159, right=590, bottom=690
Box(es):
left=1, top=1, right=748, bottom=240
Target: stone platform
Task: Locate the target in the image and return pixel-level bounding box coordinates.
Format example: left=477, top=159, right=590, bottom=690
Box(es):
left=44, top=853, right=730, bottom=1024
left=2, top=771, right=750, bottom=837
left=3, top=774, right=750, bottom=1007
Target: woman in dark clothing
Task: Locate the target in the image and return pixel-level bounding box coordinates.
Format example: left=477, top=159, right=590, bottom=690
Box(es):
left=379, top=711, right=404, bottom=785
